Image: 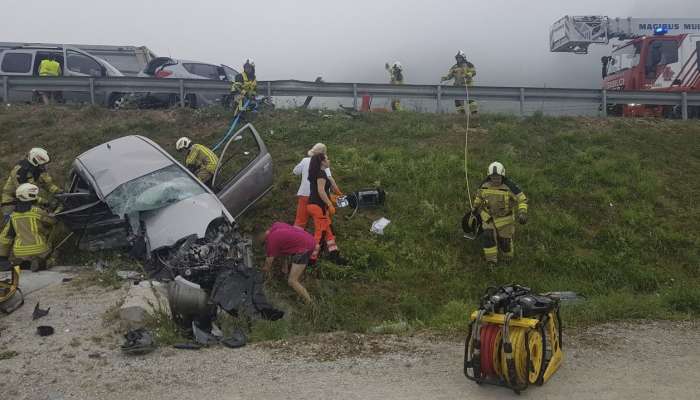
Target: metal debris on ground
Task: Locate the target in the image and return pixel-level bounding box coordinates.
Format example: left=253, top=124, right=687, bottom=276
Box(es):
left=121, top=328, right=156, bottom=355
left=32, top=302, right=50, bottom=320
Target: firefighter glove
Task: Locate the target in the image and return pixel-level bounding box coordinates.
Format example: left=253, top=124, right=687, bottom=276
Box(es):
left=517, top=212, right=528, bottom=225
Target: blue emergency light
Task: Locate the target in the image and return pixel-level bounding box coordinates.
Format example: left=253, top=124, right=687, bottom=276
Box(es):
left=654, top=27, right=669, bottom=35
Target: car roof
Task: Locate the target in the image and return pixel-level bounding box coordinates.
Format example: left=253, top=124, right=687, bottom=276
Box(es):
left=74, top=135, right=174, bottom=197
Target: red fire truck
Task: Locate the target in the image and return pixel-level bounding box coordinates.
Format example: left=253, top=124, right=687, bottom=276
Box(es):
left=551, top=16, right=700, bottom=117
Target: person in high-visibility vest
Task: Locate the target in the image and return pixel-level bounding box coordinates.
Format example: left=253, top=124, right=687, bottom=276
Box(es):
left=175, top=137, right=219, bottom=188
left=441, top=50, right=478, bottom=114
left=230, top=60, right=257, bottom=115
left=385, top=61, right=404, bottom=111
left=470, top=162, right=528, bottom=268
left=38, top=54, right=62, bottom=105
left=0, top=183, right=56, bottom=272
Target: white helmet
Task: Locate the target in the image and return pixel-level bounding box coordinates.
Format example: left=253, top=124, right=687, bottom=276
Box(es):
left=27, top=148, right=50, bottom=167
left=392, top=61, right=403, bottom=70
left=176, top=137, right=192, bottom=151
left=488, top=161, right=505, bottom=177
left=16, top=183, right=39, bottom=202
left=456, top=50, right=466, bottom=60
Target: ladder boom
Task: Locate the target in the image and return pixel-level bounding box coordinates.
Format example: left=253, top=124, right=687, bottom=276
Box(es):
left=550, top=16, right=700, bottom=54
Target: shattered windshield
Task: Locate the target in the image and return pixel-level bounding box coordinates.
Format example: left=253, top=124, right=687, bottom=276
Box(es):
left=105, top=164, right=206, bottom=217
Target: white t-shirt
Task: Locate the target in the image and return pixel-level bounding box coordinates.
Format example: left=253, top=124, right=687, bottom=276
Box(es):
left=293, top=157, right=332, bottom=196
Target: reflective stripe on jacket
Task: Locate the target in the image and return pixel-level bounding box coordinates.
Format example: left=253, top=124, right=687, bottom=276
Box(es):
left=1, top=160, right=61, bottom=205
left=442, top=62, right=476, bottom=86
left=472, top=177, right=528, bottom=229
left=231, top=71, right=257, bottom=95
left=185, top=144, right=219, bottom=181
left=6, top=206, right=55, bottom=257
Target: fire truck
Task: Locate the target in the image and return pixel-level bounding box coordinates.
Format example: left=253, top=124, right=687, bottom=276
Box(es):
left=550, top=16, right=700, bottom=117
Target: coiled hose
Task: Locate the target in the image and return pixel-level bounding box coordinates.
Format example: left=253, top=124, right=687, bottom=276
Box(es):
left=475, top=323, right=544, bottom=387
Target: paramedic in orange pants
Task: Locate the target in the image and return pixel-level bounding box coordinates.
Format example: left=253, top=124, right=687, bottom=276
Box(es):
left=305, top=153, right=347, bottom=265
left=293, top=143, right=341, bottom=228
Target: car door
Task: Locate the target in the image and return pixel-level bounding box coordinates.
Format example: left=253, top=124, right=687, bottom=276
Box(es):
left=0, top=50, right=35, bottom=102
left=212, top=123, right=273, bottom=218
left=63, top=47, right=106, bottom=103
left=221, top=64, right=239, bottom=81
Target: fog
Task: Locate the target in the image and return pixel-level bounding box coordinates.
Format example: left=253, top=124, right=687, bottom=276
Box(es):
left=2, top=0, right=700, bottom=89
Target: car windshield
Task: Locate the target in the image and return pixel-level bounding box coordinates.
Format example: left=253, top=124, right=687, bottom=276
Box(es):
left=105, top=164, right=206, bottom=217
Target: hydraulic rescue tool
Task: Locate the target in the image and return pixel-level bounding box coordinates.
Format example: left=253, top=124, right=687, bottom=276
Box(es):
left=464, top=284, right=563, bottom=394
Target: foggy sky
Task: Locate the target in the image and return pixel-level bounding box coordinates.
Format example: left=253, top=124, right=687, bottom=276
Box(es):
left=2, top=0, right=700, bottom=88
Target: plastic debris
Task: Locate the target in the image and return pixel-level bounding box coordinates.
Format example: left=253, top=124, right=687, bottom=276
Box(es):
left=370, top=217, right=391, bottom=235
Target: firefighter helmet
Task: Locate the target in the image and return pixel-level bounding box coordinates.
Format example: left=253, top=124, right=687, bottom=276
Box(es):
left=16, top=183, right=39, bottom=202
left=392, top=61, right=403, bottom=70
left=488, top=161, right=505, bottom=177
left=456, top=50, right=466, bottom=62
left=27, top=148, right=50, bottom=167
left=176, top=137, right=192, bottom=151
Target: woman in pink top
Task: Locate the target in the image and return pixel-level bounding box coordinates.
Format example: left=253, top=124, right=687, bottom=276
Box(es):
left=261, top=222, right=316, bottom=303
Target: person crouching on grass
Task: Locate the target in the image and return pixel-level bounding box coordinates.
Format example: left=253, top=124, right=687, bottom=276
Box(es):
left=260, top=222, right=316, bottom=304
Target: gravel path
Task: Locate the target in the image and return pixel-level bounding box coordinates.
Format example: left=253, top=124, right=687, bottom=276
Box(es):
left=1, top=277, right=698, bottom=400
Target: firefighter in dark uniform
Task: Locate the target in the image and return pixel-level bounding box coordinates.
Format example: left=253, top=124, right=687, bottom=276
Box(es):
left=230, top=60, right=257, bottom=115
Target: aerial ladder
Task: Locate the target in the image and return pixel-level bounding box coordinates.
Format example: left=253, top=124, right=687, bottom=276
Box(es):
left=550, top=16, right=700, bottom=117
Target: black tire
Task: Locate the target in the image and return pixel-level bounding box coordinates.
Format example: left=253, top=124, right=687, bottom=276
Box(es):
left=108, top=93, right=124, bottom=109
left=185, top=94, right=198, bottom=109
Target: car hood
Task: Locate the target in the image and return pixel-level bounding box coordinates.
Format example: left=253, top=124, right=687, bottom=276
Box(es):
left=142, top=192, right=232, bottom=251
left=74, top=136, right=173, bottom=198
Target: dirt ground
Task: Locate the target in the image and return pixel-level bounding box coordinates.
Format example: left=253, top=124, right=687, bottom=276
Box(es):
left=1, top=273, right=699, bottom=400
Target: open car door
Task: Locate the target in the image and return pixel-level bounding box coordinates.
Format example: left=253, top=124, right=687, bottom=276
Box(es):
left=212, top=123, right=273, bottom=218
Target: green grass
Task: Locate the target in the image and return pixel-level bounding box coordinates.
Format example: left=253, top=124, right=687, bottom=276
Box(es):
left=1, top=104, right=699, bottom=338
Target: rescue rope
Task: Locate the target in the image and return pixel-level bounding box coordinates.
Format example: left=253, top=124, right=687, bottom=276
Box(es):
left=463, top=81, right=473, bottom=209
left=212, top=99, right=251, bottom=152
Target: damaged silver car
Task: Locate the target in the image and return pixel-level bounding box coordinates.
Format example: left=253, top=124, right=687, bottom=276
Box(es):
left=56, top=124, right=279, bottom=319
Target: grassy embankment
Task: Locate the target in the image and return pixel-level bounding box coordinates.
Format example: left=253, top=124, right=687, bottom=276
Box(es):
left=1, top=105, right=698, bottom=340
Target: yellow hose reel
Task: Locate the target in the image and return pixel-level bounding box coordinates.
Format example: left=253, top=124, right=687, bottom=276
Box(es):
left=464, top=285, right=564, bottom=394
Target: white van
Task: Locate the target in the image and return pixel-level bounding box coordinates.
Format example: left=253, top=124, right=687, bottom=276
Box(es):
left=0, top=45, right=125, bottom=106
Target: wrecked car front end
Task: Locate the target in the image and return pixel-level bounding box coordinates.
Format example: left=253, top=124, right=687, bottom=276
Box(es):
left=56, top=135, right=281, bottom=323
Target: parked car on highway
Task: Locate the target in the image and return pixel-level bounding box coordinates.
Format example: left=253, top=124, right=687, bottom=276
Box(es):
left=0, top=45, right=125, bottom=106
left=131, top=57, right=238, bottom=108
left=0, top=42, right=157, bottom=76
left=56, top=123, right=273, bottom=275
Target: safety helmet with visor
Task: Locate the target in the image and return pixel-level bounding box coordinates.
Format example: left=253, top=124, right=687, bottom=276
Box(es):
left=27, top=148, right=50, bottom=167
left=16, top=183, right=40, bottom=202
left=176, top=137, right=193, bottom=151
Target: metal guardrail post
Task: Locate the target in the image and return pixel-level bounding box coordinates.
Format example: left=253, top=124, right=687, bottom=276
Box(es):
left=2, top=76, right=8, bottom=104
left=179, top=79, right=185, bottom=107
left=682, top=92, right=688, bottom=120
left=436, top=85, right=442, bottom=113
left=519, top=88, right=525, bottom=116
left=352, top=83, right=358, bottom=110
left=89, top=78, right=95, bottom=105
left=602, top=89, right=607, bottom=117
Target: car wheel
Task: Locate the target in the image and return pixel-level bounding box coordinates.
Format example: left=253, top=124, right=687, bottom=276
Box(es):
left=185, top=94, right=198, bottom=109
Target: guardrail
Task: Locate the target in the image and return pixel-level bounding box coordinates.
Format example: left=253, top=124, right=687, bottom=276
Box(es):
left=1, top=75, right=699, bottom=119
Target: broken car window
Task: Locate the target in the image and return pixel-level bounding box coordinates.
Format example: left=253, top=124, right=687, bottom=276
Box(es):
left=213, top=127, right=261, bottom=191
left=105, top=164, right=206, bottom=217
